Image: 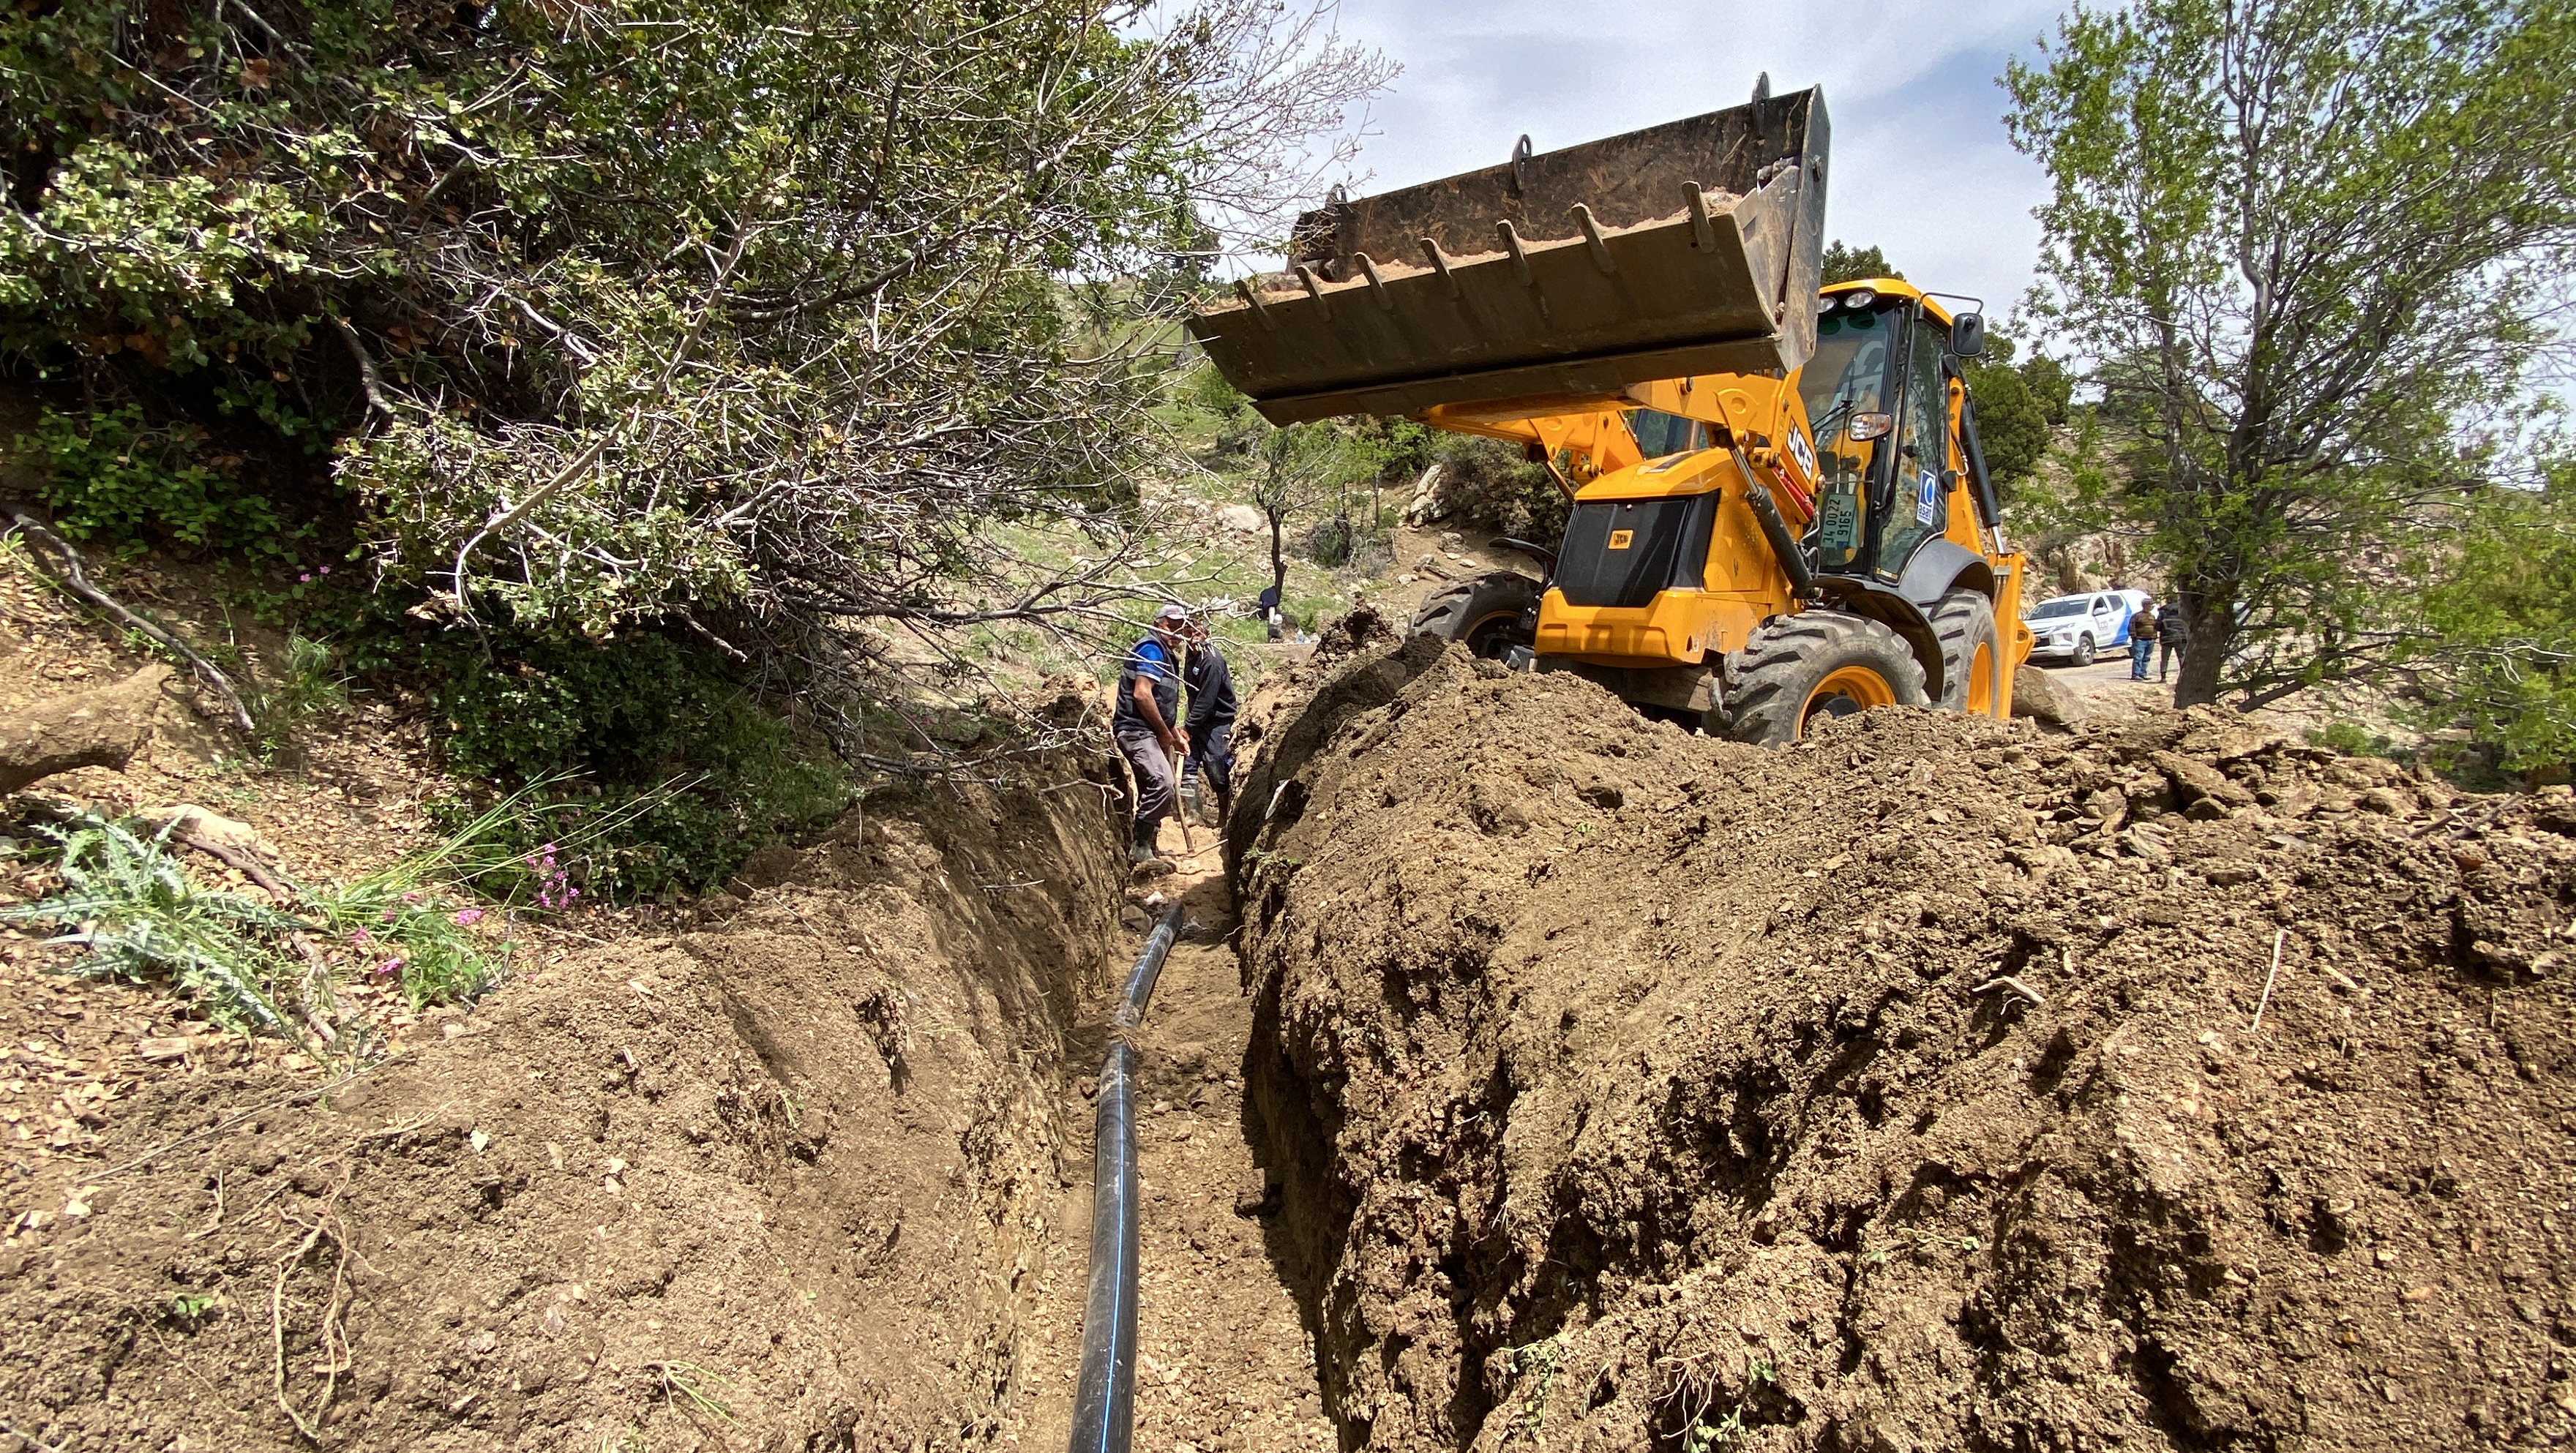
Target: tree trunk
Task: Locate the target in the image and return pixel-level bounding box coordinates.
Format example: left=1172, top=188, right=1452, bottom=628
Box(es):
left=1267, top=507, right=1288, bottom=598
left=2172, top=596, right=2231, bottom=707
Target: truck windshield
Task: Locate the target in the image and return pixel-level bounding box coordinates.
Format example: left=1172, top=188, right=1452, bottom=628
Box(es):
left=1795, top=303, right=1897, bottom=573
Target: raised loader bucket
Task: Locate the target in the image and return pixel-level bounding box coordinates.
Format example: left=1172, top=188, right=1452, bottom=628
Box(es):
left=1189, top=86, right=1830, bottom=426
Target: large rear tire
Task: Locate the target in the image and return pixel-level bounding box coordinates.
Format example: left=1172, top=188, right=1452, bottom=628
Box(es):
left=1408, top=571, right=1539, bottom=660
left=1723, top=609, right=1929, bottom=746
left=1930, top=587, right=2005, bottom=718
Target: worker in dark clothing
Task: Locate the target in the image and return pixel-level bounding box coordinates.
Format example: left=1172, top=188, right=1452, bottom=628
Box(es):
left=2156, top=601, right=2190, bottom=683
left=1114, top=604, right=1189, bottom=863
left=2128, top=596, right=2160, bottom=681
left=1181, top=620, right=1238, bottom=830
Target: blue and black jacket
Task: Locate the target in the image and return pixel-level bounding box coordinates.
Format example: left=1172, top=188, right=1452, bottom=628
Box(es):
left=1114, top=636, right=1180, bottom=734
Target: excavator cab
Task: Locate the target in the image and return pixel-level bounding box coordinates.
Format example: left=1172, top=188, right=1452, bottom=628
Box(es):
left=1801, top=283, right=1999, bottom=590
left=1187, top=83, right=2033, bottom=743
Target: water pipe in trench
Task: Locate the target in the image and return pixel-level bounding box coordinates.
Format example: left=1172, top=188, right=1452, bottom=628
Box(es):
left=1066, top=901, right=1185, bottom=1453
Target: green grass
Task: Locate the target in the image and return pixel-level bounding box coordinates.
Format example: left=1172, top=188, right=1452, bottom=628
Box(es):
left=2305, top=718, right=2396, bottom=758
left=206, top=626, right=351, bottom=760
left=655, top=1362, right=738, bottom=1426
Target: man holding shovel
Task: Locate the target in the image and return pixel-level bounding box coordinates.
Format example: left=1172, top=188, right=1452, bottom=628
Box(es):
left=1114, top=604, right=1190, bottom=864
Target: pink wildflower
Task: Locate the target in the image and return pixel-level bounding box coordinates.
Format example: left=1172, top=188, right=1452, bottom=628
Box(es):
left=349, top=928, right=371, bottom=944
left=373, top=958, right=404, bottom=979
left=452, top=908, right=484, bottom=926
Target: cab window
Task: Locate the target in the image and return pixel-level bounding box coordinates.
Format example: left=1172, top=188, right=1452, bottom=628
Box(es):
left=1628, top=410, right=1707, bottom=459
left=1799, top=305, right=1895, bottom=574
left=1871, top=309, right=1951, bottom=580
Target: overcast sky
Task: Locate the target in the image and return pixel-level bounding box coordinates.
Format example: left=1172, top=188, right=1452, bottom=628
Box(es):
left=1317, top=0, right=2069, bottom=329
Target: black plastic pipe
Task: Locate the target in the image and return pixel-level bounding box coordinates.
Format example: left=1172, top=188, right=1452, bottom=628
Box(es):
left=1066, top=901, right=1184, bottom=1453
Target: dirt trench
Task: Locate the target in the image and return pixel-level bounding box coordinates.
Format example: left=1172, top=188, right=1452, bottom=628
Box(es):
left=1, top=752, right=1148, bottom=1451
left=1002, top=846, right=1336, bottom=1453
left=1227, top=639, right=2576, bottom=1452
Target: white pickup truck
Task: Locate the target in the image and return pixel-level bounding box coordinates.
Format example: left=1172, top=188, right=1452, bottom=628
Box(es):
left=2024, top=590, right=2149, bottom=667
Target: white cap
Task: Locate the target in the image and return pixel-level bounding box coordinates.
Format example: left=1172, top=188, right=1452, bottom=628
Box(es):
left=1155, top=603, right=1190, bottom=623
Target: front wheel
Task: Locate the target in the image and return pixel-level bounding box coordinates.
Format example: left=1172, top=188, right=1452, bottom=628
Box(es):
left=1723, top=609, right=1930, bottom=746
left=1929, top=587, right=2005, bottom=718
left=1408, top=572, right=1539, bottom=661
left=2070, top=634, right=2097, bottom=667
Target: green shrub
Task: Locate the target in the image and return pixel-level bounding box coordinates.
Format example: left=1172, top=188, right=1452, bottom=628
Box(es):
left=1303, top=511, right=1355, bottom=568
left=0, top=809, right=514, bottom=1045
left=431, top=633, right=849, bottom=900
left=2304, top=718, right=2386, bottom=757
left=14, top=405, right=293, bottom=558
left=1433, top=435, right=1568, bottom=541
left=2400, top=468, right=2576, bottom=782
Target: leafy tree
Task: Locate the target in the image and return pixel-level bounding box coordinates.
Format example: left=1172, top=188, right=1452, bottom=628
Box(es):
left=1963, top=332, right=2073, bottom=490
left=1819, top=241, right=1899, bottom=285
left=2401, top=465, right=2576, bottom=781
left=1247, top=424, right=1358, bottom=602
left=2005, top=0, right=2576, bottom=707
left=1, top=0, right=1392, bottom=718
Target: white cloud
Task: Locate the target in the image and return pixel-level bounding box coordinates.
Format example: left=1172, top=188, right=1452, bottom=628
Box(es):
left=1314, top=0, right=2063, bottom=324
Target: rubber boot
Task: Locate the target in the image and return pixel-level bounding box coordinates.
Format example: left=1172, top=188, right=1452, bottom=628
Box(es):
left=1128, top=816, right=1161, bottom=864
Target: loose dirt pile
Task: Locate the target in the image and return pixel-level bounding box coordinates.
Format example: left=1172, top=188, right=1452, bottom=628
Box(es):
left=1229, top=640, right=2576, bottom=1452
left=1, top=762, right=1126, bottom=1452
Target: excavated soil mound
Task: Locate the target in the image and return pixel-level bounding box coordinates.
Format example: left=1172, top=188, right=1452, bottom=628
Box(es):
left=1229, top=644, right=2576, bottom=1452
left=1, top=765, right=1125, bottom=1452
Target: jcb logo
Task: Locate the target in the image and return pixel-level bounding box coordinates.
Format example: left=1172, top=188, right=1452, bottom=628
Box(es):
left=1606, top=529, right=1634, bottom=550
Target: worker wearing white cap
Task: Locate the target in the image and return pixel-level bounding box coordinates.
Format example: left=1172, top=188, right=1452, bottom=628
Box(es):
left=1113, top=604, right=1190, bottom=862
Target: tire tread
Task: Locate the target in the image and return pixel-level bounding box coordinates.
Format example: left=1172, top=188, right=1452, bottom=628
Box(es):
left=1724, top=609, right=1928, bottom=746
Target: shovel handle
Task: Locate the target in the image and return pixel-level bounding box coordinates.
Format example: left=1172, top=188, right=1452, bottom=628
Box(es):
left=1167, top=743, right=1199, bottom=853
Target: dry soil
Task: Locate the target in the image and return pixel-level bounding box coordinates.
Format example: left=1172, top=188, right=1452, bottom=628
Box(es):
left=0, top=759, right=1131, bottom=1452
left=1227, top=637, right=2576, bottom=1452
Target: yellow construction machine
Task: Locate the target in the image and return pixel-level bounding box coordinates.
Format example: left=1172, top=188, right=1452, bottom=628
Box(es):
left=1186, top=83, right=2034, bottom=743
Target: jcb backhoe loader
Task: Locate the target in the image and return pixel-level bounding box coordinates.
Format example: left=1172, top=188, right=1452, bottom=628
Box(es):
left=1186, top=83, right=2035, bottom=743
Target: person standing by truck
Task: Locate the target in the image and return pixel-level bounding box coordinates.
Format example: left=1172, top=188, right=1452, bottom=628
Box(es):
left=2128, top=596, right=2160, bottom=681
left=1181, top=618, right=1238, bottom=832
left=1115, top=604, right=1190, bottom=863
left=2155, top=600, right=2190, bottom=683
